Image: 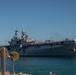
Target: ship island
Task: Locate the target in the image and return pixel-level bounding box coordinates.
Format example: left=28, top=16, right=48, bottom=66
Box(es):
left=1, top=29, right=76, bottom=57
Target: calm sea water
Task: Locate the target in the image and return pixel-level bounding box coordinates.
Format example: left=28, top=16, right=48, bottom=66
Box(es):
left=1, top=57, right=76, bottom=75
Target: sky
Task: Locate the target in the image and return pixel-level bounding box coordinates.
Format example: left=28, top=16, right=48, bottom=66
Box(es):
left=0, top=0, right=76, bottom=45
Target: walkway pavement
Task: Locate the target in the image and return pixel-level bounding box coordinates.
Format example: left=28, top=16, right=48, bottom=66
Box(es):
left=0, top=72, right=29, bottom=75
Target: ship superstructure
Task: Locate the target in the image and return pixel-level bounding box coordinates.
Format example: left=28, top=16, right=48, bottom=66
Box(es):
left=8, top=29, right=76, bottom=56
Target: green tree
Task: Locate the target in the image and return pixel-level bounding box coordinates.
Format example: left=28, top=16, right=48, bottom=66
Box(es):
left=10, top=51, right=19, bottom=74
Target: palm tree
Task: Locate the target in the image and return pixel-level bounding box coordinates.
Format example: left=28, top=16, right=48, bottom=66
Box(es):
left=0, top=47, right=8, bottom=58
left=0, top=47, right=9, bottom=75
left=10, top=51, right=19, bottom=74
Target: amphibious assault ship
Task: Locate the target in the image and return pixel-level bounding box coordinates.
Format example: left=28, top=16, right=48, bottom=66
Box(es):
left=7, top=29, right=76, bottom=56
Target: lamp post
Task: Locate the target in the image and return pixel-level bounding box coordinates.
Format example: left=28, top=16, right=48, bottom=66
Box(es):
left=1, top=47, right=6, bottom=75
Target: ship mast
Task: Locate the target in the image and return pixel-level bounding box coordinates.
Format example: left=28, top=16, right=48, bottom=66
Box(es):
left=21, top=29, right=26, bottom=41
left=15, top=29, right=18, bottom=38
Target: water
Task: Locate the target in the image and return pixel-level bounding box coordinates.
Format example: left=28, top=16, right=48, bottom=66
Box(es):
left=1, top=57, right=76, bottom=75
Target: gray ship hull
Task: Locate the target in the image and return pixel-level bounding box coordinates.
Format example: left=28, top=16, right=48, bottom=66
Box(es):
left=8, top=44, right=76, bottom=57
